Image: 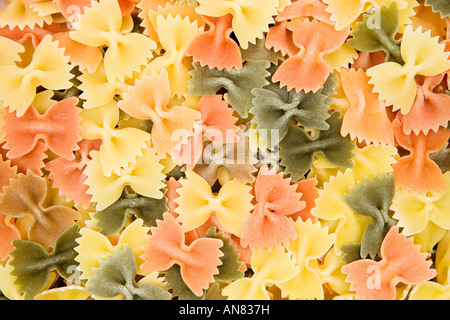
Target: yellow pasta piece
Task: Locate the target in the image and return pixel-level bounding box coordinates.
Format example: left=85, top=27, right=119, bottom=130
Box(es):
left=222, top=246, right=300, bottom=300
left=80, top=101, right=151, bottom=177
left=367, top=25, right=450, bottom=114
left=278, top=219, right=336, bottom=300
left=141, top=14, right=203, bottom=99
left=0, top=35, right=73, bottom=116
left=74, top=219, right=150, bottom=280
left=174, top=171, right=253, bottom=236
left=70, top=0, right=156, bottom=82
left=85, top=145, right=166, bottom=211
left=195, top=0, right=280, bottom=49
left=391, top=172, right=450, bottom=236
left=312, top=169, right=371, bottom=254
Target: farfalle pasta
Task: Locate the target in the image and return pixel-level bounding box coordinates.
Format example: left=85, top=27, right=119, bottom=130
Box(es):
left=69, top=0, right=156, bottom=82
left=366, top=25, right=450, bottom=114
left=0, top=34, right=73, bottom=116
left=0, top=0, right=449, bottom=302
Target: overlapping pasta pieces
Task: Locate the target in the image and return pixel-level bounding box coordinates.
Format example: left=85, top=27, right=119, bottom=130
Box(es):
left=195, top=0, right=280, bottom=50
left=118, top=69, right=200, bottom=157
left=367, top=25, right=450, bottom=114
left=1, top=0, right=450, bottom=301
left=174, top=171, right=253, bottom=236
left=70, top=0, right=156, bottom=82
left=0, top=35, right=73, bottom=116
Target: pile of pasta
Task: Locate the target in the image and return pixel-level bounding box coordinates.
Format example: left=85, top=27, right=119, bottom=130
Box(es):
left=0, top=0, right=449, bottom=301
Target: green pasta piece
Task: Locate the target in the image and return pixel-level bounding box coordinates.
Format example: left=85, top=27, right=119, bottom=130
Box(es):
left=203, top=283, right=228, bottom=300
left=10, top=224, right=81, bottom=300
left=86, top=244, right=172, bottom=300
left=204, top=227, right=245, bottom=282
left=430, top=143, right=450, bottom=173
left=347, top=1, right=403, bottom=64
left=250, top=81, right=331, bottom=149
left=165, top=165, right=186, bottom=180
left=188, top=60, right=271, bottom=118
left=425, top=0, right=450, bottom=18
left=279, top=111, right=355, bottom=182
left=240, top=35, right=284, bottom=65
left=343, top=173, right=397, bottom=260
left=164, top=265, right=202, bottom=300
left=93, top=188, right=168, bottom=236
left=339, top=243, right=364, bottom=264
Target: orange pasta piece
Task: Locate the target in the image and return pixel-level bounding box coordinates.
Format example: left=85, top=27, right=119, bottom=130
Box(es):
left=340, top=68, right=394, bottom=145
left=351, top=51, right=386, bottom=71
left=0, top=214, right=20, bottom=260
left=289, top=178, right=319, bottom=222
left=265, top=20, right=299, bottom=57
left=2, top=98, right=82, bottom=161
left=0, top=23, right=68, bottom=48
left=0, top=142, right=47, bottom=176
left=272, top=19, right=349, bottom=92
left=173, top=94, right=239, bottom=169
left=397, top=74, right=450, bottom=136
left=276, top=0, right=333, bottom=24
left=118, top=70, right=200, bottom=157
left=0, top=155, right=17, bottom=190
left=56, top=0, right=92, bottom=23
left=187, top=14, right=242, bottom=71
left=342, top=226, right=436, bottom=300
left=141, top=212, right=224, bottom=297
left=392, top=119, right=450, bottom=193
left=46, top=139, right=101, bottom=209
left=52, top=32, right=103, bottom=74
left=240, top=165, right=304, bottom=250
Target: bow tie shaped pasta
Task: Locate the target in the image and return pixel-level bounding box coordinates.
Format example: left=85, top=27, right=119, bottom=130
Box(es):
left=92, top=187, right=167, bottom=236
left=80, top=101, right=151, bottom=177
left=9, top=224, right=81, bottom=300
left=0, top=172, right=80, bottom=250
left=46, top=139, right=101, bottom=209
left=396, top=74, right=450, bottom=136
left=86, top=244, right=172, bottom=300
left=141, top=14, right=203, bottom=99
left=392, top=119, right=450, bottom=193
left=77, top=61, right=129, bottom=110
left=172, top=94, right=239, bottom=170
left=119, top=69, right=201, bottom=158
left=187, top=14, right=243, bottom=71
left=222, top=245, right=300, bottom=300
left=340, top=68, right=394, bottom=146
left=2, top=97, right=82, bottom=161
left=342, top=226, right=436, bottom=300
left=75, top=219, right=150, bottom=282
left=278, top=219, right=336, bottom=300
left=240, top=165, right=305, bottom=250
left=391, top=172, right=450, bottom=236
left=367, top=25, right=450, bottom=114
left=174, top=171, right=253, bottom=237
left=272, top=19, right=349, bottom=93
left=69, top=0, right=156, bottom=82
left=84, top=145, right=165, bottom=211
left=140, top=212, right=224, bottom=297
left=195, top=0, right=280, bottom=50
left=0, top=35, right=73, bottom=117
